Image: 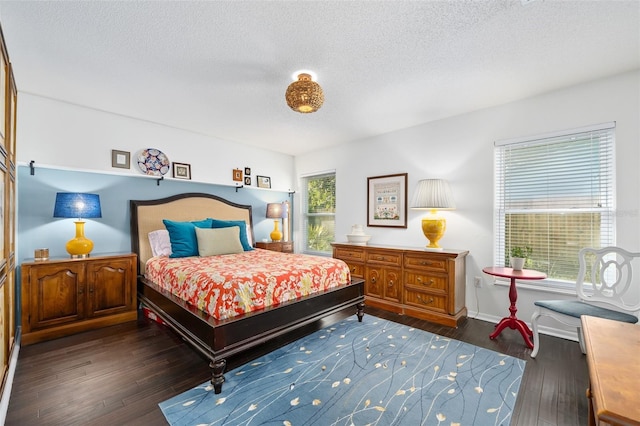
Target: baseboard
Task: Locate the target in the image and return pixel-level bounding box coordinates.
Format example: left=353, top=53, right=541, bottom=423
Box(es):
left=466, top=310, right=579, bottom=342
left=0, top=327, right=21, bottom=425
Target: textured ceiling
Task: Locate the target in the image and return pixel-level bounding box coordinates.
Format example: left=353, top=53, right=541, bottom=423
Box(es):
left=1, top=1, right=638, bottom=156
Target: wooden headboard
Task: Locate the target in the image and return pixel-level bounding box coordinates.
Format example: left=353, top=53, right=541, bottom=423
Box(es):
left=130, top=192, right=254, bottom=273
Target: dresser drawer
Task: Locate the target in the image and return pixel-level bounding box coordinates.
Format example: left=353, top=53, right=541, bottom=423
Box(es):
left=404, top=272, right=447, bottom=293
left=404, top=254, right=448, bottom=272
left=367, top=251, right=402, bottom=267
left=345, top=262, right=364, bottom=278
left=404, top=289, right=447, bottom=313
left=334, top=247, right=366, bottom=262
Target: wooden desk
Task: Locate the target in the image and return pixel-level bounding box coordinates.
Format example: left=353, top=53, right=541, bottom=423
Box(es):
left=582, top=315, right=640, bottom=426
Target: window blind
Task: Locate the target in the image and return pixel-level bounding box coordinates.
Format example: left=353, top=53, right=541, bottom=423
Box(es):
left=494, top=123, right=615, bottom=285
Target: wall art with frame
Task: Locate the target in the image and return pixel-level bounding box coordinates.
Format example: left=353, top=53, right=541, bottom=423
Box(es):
left=111, top=150, right=130, bottom=169
left=257, top=175, right=271, bottom=189
left=367, top=173, right=408, bottom=228
left=172, top=162, right=191, bottom=180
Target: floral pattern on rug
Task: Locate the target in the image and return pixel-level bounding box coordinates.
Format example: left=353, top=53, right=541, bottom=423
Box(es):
left=160, top=316, right=525, bottom=426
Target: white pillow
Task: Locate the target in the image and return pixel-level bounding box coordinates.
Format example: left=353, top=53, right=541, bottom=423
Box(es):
left=195, top=226, right=244, bottom=256
left=148, top=229, right=172, bottom=257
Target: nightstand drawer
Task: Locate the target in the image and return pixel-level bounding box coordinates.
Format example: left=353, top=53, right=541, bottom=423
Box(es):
left=255, top=241, right=293, bottom=253
left=404, top=254, right=448, bottom=272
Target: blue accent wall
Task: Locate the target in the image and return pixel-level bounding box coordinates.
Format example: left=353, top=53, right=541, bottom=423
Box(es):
left=17, top=165, right=292, bottom=263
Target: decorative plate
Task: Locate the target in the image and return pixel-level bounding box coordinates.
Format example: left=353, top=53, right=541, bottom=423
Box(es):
left=137, top=148, right=170, bottom=176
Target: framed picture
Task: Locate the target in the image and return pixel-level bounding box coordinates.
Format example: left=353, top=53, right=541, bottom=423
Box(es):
left=172, top=162, right=191, bottom=180
left=233, top=168, right=243, bottom=181
left=244, top=176, right=251, bottom=185
left=244, top=167, right=251, bottom=176
left=367, top=173, right=408, bottom=228
left=111, top=150, right=130, bottom=169
left=257, top=175, right=271, bottom=189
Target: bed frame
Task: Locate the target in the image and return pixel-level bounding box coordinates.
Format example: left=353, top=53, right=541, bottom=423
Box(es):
left=130, top=192, right=365, bottom=394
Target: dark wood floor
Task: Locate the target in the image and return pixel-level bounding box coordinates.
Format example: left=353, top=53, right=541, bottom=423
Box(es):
left=5, top=306, right=588, bottom=425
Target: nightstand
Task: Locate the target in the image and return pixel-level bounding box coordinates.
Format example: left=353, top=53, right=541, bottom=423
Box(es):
left=21, top=253, right=138, bottom=345
left=255, top=241, right=294, bottom=253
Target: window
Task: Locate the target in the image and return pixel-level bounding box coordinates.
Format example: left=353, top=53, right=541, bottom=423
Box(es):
left=494, top=123, right=615, bottom=287
left=302, top=172, right=336, bottom=255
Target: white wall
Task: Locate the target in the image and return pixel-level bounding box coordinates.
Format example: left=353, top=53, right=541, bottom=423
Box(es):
left=294, top=70, right=640, bottom=338
left=16, top=71, right=640, bottom=338
left=16, top=94, right=295, bottom=191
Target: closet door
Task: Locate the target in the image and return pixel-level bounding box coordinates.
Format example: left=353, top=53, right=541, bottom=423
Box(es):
left=0, top=24, right=16, bottom=399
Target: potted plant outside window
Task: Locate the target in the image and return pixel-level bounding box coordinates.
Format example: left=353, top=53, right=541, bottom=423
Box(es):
left=509, top=246, right=532, bottom=270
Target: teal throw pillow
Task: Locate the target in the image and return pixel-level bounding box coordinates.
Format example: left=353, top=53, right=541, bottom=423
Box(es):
left=163, top=218, right=213, bottom=258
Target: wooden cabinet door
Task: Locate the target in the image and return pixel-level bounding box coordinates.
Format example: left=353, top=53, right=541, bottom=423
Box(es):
left=382, top=268, right=401, bottom=303
left=28, top=263, right=85, bottom=330
left=86, top=258, right=134, bottom=318
left=365, top=266, right=383, bottom=298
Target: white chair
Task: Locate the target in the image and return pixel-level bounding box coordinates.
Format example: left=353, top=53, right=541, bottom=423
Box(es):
left=530, top=246, right=640, bottom=358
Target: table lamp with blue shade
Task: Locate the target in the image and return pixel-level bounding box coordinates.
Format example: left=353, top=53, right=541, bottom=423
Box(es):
left=53, top=192, right=102, bottom=258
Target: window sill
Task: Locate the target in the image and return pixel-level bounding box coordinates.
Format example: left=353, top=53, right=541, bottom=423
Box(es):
left=491, top=277, right=577, bottom=296
left=302, top=250, right=331, bottom=257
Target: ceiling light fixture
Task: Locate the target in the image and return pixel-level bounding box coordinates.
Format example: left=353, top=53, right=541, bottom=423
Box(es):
left=285, top=73, right=324, bottom=113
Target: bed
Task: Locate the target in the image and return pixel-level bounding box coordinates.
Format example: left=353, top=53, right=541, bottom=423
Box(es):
left=130, top=192, right=365, bottom=394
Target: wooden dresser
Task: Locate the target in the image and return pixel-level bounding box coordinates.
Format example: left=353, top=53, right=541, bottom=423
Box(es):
left=332, top=243, right=468, bottom=327
left=20, top=253, right=138, bottom=345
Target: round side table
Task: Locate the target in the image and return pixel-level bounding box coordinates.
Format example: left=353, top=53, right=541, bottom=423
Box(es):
left=482, top=266, right=547, bottom=349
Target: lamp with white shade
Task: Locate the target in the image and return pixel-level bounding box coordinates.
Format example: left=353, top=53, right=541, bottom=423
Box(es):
left=410, top=179, right=455, bottom=250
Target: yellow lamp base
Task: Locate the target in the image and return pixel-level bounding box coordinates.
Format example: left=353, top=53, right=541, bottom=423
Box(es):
left=421, top=211, right=447, bottom=250
left=66, top=221, right=94, bottom=258
left=270, top=220, right=283, bottom=242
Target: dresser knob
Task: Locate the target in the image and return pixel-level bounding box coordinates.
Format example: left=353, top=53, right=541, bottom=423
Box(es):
left=371, top=277, right=377, bottom=284
left=388, top=280, right=394, bottom=287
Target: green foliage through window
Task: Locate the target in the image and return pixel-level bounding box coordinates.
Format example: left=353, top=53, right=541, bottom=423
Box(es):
left=303, top=173, right=336, bottom=254
left=307, top=175, right=336, bottom=214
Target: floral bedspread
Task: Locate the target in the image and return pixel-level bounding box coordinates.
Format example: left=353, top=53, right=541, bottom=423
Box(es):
left=145, top=249, right=352, bottom=320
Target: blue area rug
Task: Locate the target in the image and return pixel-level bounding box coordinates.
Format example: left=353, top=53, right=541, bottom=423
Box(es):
left=160, top=316, right=525, bottom=425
